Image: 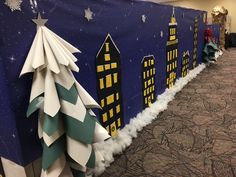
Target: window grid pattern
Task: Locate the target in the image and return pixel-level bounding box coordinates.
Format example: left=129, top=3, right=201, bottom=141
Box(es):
left=193, top=18, right=199, bottom=68
left=96, top=35, right=124, bottom=137
left=142, top=56, right=156, bottom=108
left=166, top=15, right=178, bottom=89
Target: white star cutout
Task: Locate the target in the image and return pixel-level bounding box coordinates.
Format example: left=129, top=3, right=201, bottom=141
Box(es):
left=32, top=13, right=48, bottom=27
left=141, top=14, right=147, bottom=23
left=4, top=0, right=22, bottom=12
left=84, top=8, right=93, bottom=21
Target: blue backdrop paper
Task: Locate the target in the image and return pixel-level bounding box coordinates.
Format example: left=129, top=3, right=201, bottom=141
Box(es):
left=0, top=0, right=206, bottom=165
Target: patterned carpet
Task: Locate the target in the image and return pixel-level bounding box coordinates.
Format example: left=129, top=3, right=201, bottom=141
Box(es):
left=100, top=48, right=236, bottom=177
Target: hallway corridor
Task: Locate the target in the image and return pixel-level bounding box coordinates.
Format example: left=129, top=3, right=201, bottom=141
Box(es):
left=101, top=49, right=236, bottom=177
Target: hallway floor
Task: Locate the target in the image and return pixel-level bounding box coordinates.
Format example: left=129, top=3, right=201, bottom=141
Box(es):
left=100, top=48, right=236, bottom=177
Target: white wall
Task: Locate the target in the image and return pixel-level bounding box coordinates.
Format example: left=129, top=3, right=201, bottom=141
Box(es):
left=146, top=0, right=236, bottom=32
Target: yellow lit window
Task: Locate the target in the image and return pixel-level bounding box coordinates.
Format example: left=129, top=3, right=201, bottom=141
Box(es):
left=113, top=73, right=118, bottom=83
left=170, top=35, right=176, bottom=40
left=152, top=78, right=154, bottom=84
left=116, top=105, right=120, bottom=113
left=153, top=68, right=156, bottom=75
left=175, top=61, right=177, bottom=67
left=103, top=113, right=107, bottom=122
left=147, top=70, right=149, bottom=77
left=105, top=43, right=109, bottom=52
left=170, top=64, right=172, bottom=71
left=147, top=88, right=149, bottom=94
left=151, top=59, right=154, bottom=65
left=175, top=49, right=178, bottom=57
left=143, top=72, right=146, bottom=79
left=148, top=79, right=151, bottom=86
left=145, top=97, right=147, bottom=104
left=170, top=51, right=172, bottom=60
left=111, top=63, right=117, bottom=69
left=117, top=118, right=121, bottom=127
left=148, top=98, right=152, bottom=107
left=144, top=90, right=146, bottom=96
left=106, top=94, right=114, bottom=105
left=106, top=74, right=112, bottom=88
left=167, top=65, right=169, bottom=72
left=150, top=69, right=153, bottom=76
left=97, top=65, right=104, bottom=72
left=116, top=93, right=119, bottom=100
left=173, top=50, right=175, bottom=58
left=151, top=93, right=154, bottom=100
left=101, top=99, right=104, bottom=107
left=144, top=61, right=147, bottom=67
left=109, top=109, right=113, bottom=118
left=168, top=52, right=170, bottom=61
left=148, top=60, right=151, bottom=66
left=99, top=78, right=104, bottom=89
left=104, top=54, right=111, bottom=61
left=105, top=64, right=110, bottom=70
left=111, top=122, right=117, bottom=137
left=144, top=81, right=147, bottom=88
left=172, top=62, right=175, bottom=68
left=152, top=85, right=155, bottom=91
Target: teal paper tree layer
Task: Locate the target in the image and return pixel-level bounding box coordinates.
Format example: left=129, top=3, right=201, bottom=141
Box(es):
left=19, top=14, right=110, bottom=177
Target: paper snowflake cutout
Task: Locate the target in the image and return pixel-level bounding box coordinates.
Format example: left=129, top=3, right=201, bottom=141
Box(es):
left=84, top=8, right=93, bottom=21
left=9, top=55, right=16, bottom=63
left=4, top=0, right=22, bottom=12
left=141, top=14, right=147, bottom=23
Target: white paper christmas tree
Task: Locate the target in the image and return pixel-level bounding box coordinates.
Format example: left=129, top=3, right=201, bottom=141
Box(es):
left=20, top=14, right=110, bottom=177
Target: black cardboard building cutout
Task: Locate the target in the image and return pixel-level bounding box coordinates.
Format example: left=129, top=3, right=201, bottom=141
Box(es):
left=193, top=17, right=199, bottom=68
left=96, top=34, right=124, bottom=137
left=166, top=8, right=178, bottom=89
left=181, top=51, right=190, bottom=77
left=141, top=55, right=156, bottom=108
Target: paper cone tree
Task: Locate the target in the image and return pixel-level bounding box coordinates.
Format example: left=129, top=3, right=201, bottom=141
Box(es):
left=19, top=14, right=110, bottom=177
